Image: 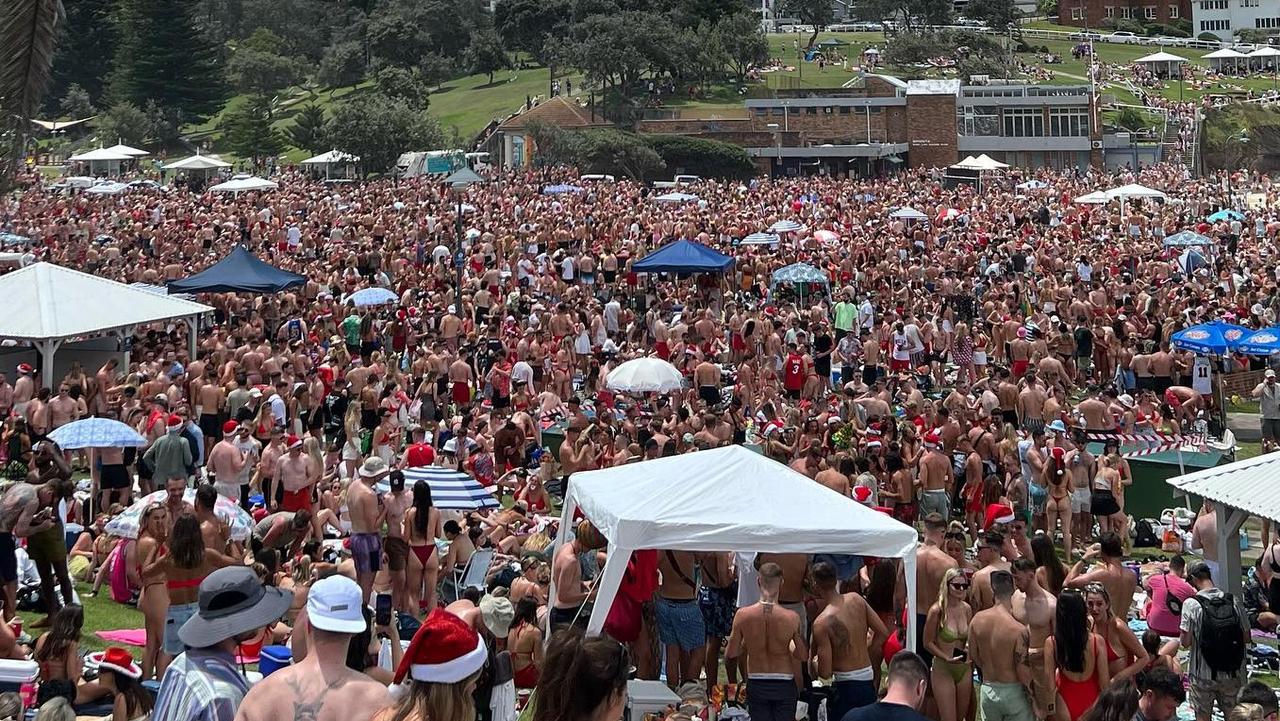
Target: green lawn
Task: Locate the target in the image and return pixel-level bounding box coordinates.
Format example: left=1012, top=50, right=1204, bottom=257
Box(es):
left=428, top=67, right=584, bottom=140
left=75, top=583, right=144, bottom=654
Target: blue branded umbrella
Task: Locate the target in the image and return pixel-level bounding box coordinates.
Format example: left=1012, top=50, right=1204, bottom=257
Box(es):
left=1207, top=209, right=1244, bottom=222
left=1170, top=321, right=1249, bottom=355
left=1234, top=327, right=1280, bottom=356
left=47, top=418, right=147, bottom=450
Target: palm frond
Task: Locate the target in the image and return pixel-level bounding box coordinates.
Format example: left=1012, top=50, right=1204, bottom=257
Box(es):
left=0, top=0, right=65, bottom=180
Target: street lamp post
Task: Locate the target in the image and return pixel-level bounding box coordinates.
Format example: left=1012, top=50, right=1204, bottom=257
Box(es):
left=767, top=122, right=781, bottom=177
left=443, top=167, right=487, bottom=312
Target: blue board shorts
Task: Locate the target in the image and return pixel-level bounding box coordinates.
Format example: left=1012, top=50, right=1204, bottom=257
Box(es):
left=656, top=596, right=705, bottom=652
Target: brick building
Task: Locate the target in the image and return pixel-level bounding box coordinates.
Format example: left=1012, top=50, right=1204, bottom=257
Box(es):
left=1056, top=0, right=1190, bottom=29
left=636, top=73, right=1102, bottom=176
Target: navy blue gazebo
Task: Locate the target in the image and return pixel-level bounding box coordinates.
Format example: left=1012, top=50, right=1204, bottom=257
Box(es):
left=632, top=239, right=734, bottom=274
left=168, top=246, right=306, bottom=294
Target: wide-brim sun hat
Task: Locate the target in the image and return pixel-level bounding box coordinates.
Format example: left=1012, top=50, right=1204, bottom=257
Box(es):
left=178, top=566, right=293, bottom=648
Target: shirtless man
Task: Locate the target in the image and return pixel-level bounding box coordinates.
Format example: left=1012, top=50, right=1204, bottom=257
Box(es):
left=1011, top=557, right=1056, bottom=720
left=551, top=521, right=602, bottom=632
left=815, top=457, right=851, bottom=497
left=1164, top=385, right=1204, bottom=427
left=918, top=432, right=952, bottom=520
left=197, top=371, right=227, bottom=458
left=1016, top=377, right=1048, bottom=437
left=810, top=561, right=887, bottom=721
left=206, top=421, right=247, bottom=504
left=971, top=570, right=1036, bottom=721
left=382, top=471, right=414, bottom=613
left=1065, top=532, right=1137, bottom=618
left=916, top=514, right=958, bottom=665
left=274, top=435, right=315, bottom=514
left=970, top=530, right=1010, bottom=613
left=1190, top=498, right=1220, bottom=585
left=694, top=359, right=721, bottom=407
left=1076, top=391, right=1112, bottom=431
left=726, top=562, right=808, bottom=721
left=656, top=550, right=704, bottom=688
left=12, top=364, right=34, bottom=419
left=448, top=353, right=474, bottom=408
left=46, top=385, right=78, bottom=431
left=348, top=458, right=388, bottom=603
left=1064, top=440, right=1096, bottom=552
left=236, top=575, right=392, bottom=721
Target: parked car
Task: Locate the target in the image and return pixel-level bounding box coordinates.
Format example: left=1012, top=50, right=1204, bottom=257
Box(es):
left=652, top=174, right=702, bottom=189
left=1107, top=31, right=1141, bottom=44
left=1071, top=30, right=1102, bottom=41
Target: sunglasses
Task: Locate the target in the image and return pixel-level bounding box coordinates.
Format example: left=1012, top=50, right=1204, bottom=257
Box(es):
left=949, top=582, right=970, bottom=590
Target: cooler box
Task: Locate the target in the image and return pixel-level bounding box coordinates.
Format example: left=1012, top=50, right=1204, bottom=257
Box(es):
left=627, top=680, right=679, bottom=720
left=259, top=645, right=292, bottom=676
left=0, top=659, right=37, bottom=692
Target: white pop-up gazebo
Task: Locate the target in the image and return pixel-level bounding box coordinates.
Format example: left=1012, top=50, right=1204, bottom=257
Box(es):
left=68, top=147, right=134, bottom=176
left=300, top=150, right=359, bottom=179
left=1203, top=47, right=1247, bottom=73
left=551, top=445, right=922, bottom=647
left=1135, top=51, right=1187, bottom=78
left=1105, top=182, right=1167, bottom=218
left=209, top=175, right=278, bottom=194
left=0, top=263, right=213, bottom=383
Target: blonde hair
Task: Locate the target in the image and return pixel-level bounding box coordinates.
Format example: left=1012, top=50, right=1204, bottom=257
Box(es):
left=934, top=567, right=966, bottom=632
left=33, top=697, right=73, bottom=721
left=389, top=670, right=481, bottom=721
left=1229, top=704, right=1264, bottom=721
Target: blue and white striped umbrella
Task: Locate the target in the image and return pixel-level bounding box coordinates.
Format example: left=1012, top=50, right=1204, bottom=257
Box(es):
left=655, top=192, right=698, bottom=203
left=739, top=232, right=780, bottom=246
left=0, top=233, right=31, bottom=247
left=346, top=287, right=399, bottom=307
left=768, top=219, right=805, bottom=233
left=385, top=467, right=500, bottom=511
left=48, top=418, right=146, bottom=450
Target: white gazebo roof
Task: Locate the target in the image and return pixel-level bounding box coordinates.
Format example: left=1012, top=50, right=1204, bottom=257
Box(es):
left=163, top=153, right=230, bottom=170
left=68, top=147, right=133, bottom=162
left=1105, top=183, right=1167, bottom=200
left=0, top=263, right=212, bottom=341
left=1136, top=51, right=1187, bottom=64
left=301, top=150, right=359, bottom=164
left=953, top=154, right=1009, bottom=171
left=1203, top=48, right=1247, bottom=59
left=1168, top=453, right=1280, bottom=523
left=555, top=445, right=921, bottom=646
left=104, top=143, right=149, bottom=157
left=209, top=176, right=278, bottom=193
left=1249, top=47, right=1280, bottom=58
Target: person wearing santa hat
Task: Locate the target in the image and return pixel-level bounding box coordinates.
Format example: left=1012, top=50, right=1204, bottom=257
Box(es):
left=227, top=575, right=391, bottom=721
left=11, top=363, right=34, bottom=420
left=88, top=646, right=152, bottom=721
left=275, top=434, right=314, bottom=515
left=206, top=421, right=248, bottom=505
left=377, top=609, right=493, bottom=721
left=918, top=431, right=952, bottom=521
left=142, top=414, right=194, bottom=487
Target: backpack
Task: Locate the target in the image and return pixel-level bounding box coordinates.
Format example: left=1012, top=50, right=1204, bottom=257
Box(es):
left=1134, top=519, right=1159, bottom=548
left=1195, top=591, right=1245, bottom=678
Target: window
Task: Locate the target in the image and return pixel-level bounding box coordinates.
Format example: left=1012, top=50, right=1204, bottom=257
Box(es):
left=1119, top=6, right=1131, bottom=18
left=1199, top=18, right=1229, bottom=29
left=1104, top=5, right=1115, bottom=16
left=1144, top=5, right=1156, bottom=18
left=956, top=105, right=1000, bottom=136
left=1258, top=16, right=1280, bottom=27
left=1071, top=6, right=1083, bottom=18
left=1048, top=107, right=1090, bottom=136
left=805, top=106, right=817, bottom=115
left=1002, top=107, right=1044, bottom=137
left=1197, top=0, right=1226, bottom=9
left=1168, top=4, right=1178, bottom=17
left=752, top=107, right=768, bottom=116
left=838, top=106, right=851, bottom=114
left=1240, top=0, right=1259, bottom=6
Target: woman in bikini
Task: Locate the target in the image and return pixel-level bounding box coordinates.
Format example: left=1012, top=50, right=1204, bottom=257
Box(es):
left=1091, top=454, right=1126, bottom=538
left=924, top=567, right=973, bottom=721
left=508, top=597, right=544, bottom=689
left=515, top=473, right=552, bottom=516
left=130, top=503, right=168, bottom=679
left=1046, top=590, right=1109, bottom=721
left=146, top=514, right=229, bottom=667
left=1084, top=584, right=1148, bottom=684
left=1043, top=446, right=1074, bottom=558
left=34, top=605, right=112, bottom=707
left=405, top=479, right=442, bottom=616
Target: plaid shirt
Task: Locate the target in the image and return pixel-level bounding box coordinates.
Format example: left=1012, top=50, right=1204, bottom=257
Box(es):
left=151, top=648, right=250, bottom=721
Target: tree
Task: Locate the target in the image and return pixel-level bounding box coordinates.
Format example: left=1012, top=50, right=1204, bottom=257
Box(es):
left=109, top=0, right=226, bottom=124
left=963, top=0, right=1017, bottom=31
left=466, top=27, right=511, bottom=85
left=374, top=66, right=428, bottom=108
left=1, top=0, right=64, bottom=183
left=239, top=0, right=330, bottom=62
left=576, top=129, right=665, bottom=179
left=325, top=92, right=447, bottom=175
left=228, top=29, right=303, bottom=104
left=717, top=12, right=768, bottom=82
left=493, top=0, right=569, bottom=62
left=93, top=101, right=159, bottom=147
left=318, top=40, right=365, bottom=90
left=221, top=99, right=286, bottom=164
left=418, top=53, right=454, bottom=91
left=287, top=103, right=327, bottom=153
left=1114, top=107, right=1149, bottom=133
left=782, top=0, right=833, bottom=48
left=47, top=0, right=112, bottom=108
left=59, top=84, right=95, bottom=120
left=367, top=10, right=431, bottom=69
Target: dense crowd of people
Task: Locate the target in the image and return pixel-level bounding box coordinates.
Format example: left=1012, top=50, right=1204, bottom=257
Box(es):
left=0, top=160, right=1277, bottom=721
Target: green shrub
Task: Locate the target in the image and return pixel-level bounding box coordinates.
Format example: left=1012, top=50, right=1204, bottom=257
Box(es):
left=642, top=135, right=756, bottom=180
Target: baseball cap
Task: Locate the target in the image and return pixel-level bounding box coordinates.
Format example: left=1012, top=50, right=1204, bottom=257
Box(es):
left=306, top=575, right=367, bottom=634
left=1267, top=369, right=1276, bottom=379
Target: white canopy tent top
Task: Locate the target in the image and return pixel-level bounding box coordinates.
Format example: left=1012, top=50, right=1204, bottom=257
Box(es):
left=553, top=445, right=921, bottom=647
left=301, top=150, right=359, bottom=164
left=1136, top=51, right=1187, bottom=64
left=0, top=263, right=213, bottom=383
left=1203, top=48, right=1246, bottom=59
left=952, top=154, right=1008, bottom=171
left=1105, top=183, right=1167, bottom=200
left=209, top=176, right=278, bottom=193
left=68, top=148, right=134, bottom=163
left=104, top=143, right=149, bottom=157
left=163, top=153, right=230, bottom=171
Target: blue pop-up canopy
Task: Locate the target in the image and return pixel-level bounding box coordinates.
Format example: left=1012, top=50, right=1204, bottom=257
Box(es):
left=632, top=239, right=734, bottom=274
left=168, top=245, right=306, bottom=294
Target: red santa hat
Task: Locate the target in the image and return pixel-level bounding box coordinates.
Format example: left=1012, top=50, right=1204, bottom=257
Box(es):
left=166, top=414, right=183, bottom=430
left=15, top=363, right=32, bottom=375
left=853, top=486, right=873, bottom=504
left=923, top=431, right=942, bottom=448
left=983, top=503, right=1016, bottom=531
left=222, top=420, right=239, bottom=436
left=393, top=609, right=487, bottom=684
left=287, top=434, right=303, bottom=450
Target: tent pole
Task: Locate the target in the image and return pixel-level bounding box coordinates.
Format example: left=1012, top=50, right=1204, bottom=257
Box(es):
left=585, top=549, right=631, bottom=636
left=1214, top=505, right=1248, bottom=597
left=37, top=339, right=62, bottom=392
left=186, top=316, right=198, bottom=361
left=903, top=548, right=918, bottom=654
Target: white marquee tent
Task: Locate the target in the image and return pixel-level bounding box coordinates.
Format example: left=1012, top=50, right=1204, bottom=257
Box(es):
left=0, top=263, right=213, bottom=382
left=68, top=147, right=135, bottom=176
left=209, top=175, right=278, bottom=194
left=162, top=153, right=230, bottom=171
left=552, top=445, right=921, bottom=648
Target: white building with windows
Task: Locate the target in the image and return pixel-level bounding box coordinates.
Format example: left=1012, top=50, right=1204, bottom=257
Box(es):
left=1193, top=0, right=1279, bottom=41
